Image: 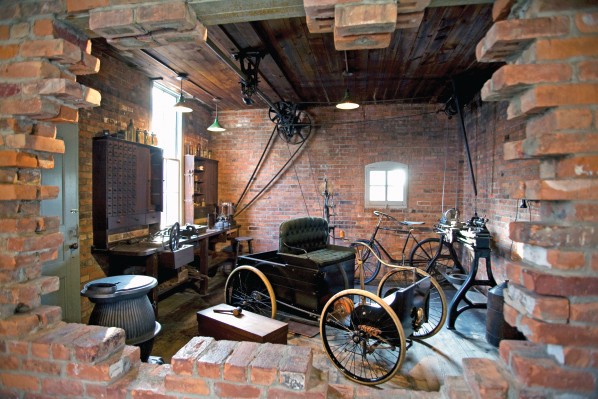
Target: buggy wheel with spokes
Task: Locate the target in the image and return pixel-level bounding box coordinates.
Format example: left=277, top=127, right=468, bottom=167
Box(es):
left=377, top=269, right=447, bottom=339
left=320, top=289, right=406, bottom=385
left=224, top=265, right=277, bottom=318
left=408, top=237, right=457, bottom=282
left=351, top=241, right=381, bottom=285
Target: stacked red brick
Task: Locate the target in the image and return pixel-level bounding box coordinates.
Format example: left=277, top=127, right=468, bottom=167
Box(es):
left=448, top=0, right=598, bottom=397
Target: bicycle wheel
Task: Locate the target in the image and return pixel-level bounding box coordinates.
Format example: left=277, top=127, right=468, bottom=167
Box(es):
left=408, top=238, right=456, bottom=282
left=320, top=289, right=406, bottom=385
left=351, top=240, right=381, bottom=284
left=377, top=269, right=447, bottom=339
left=224, top=265, right=277, bottom=318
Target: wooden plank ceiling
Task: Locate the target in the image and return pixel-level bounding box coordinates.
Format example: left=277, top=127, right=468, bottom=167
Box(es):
left=85, top=1, right=500, bottom=112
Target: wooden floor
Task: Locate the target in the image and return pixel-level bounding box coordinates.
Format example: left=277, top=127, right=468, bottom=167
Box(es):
left=151, top=269, right=498, bottom=392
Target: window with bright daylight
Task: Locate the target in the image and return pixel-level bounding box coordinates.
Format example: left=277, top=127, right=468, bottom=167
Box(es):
left=365, top=161, right=408, bottom=208
left=152, top=84, right=182, bottom=228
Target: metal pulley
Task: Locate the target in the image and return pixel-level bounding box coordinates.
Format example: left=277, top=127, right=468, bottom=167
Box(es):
left=268, top=101, right=312, bottom=144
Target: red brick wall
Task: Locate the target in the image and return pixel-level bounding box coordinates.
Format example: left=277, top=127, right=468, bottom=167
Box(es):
left=211, top=104, right=462, bottom=258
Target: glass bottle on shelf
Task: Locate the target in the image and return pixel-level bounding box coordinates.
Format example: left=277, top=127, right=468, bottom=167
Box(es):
left=126, top=119, right=134, bottom=141
left=151, top=132, right=157, bottom=146
left=143, top=130, right=149, bottom=145
left=136, top=128, right=142, bottom=143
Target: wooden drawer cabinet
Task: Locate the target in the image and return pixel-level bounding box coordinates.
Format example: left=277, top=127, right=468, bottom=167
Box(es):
left=93, top=136, right=163, bottom=248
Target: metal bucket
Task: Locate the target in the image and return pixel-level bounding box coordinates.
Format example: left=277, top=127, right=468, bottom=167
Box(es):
left=81, top=275, right=161, bottom=361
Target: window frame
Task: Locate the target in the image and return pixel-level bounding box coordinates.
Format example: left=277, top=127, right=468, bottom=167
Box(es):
left=151, top=84, right=183, bottom=228
left=364, top=161, right=408, bottom=209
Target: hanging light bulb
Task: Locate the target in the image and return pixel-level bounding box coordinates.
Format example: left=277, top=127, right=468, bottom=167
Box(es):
left=207, top=98, right=225, bottom=132
left=336, top=89, right=359, bottom=110
left=173, top=73, right=192, bottom=113
left=336, top=51, right=359, bottom=110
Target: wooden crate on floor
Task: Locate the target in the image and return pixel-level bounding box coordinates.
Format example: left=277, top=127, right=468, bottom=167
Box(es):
left=197, top=304, right=288, bottom=344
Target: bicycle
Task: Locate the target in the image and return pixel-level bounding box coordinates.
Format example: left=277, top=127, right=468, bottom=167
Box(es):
left=352, top=210, right=463, bottom=284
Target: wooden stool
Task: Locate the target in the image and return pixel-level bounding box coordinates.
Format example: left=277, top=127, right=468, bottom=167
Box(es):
left=233, top=236, right=254, bottom=266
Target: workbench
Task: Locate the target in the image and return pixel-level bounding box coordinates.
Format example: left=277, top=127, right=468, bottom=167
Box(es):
left=103, top=225, right=239, bottom=316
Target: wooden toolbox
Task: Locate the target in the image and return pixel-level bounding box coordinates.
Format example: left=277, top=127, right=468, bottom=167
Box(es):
left=197, top=304, right=288, bottom=344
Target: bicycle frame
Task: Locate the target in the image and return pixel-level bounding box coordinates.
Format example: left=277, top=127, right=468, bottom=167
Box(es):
left=362, top=214, right=423, bottom=266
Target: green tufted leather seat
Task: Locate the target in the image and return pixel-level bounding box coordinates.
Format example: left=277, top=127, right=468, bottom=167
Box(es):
left=278, top=216, right=355, bottom=269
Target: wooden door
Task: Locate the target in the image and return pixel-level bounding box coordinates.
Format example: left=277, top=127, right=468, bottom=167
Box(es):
left=41, top=123, right=81, bottom=322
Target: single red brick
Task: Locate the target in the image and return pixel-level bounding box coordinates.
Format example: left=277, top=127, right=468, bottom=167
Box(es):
left=135, top=1, right=196, bottom=32
left=483, top=64, right=572, bottom=101
left=0, top=25, right=9, bottom=40
left=196, top=340, right=237, bottom=379
left=0, top=44, right=19, bottom=60
left=72, top=325, right=126, bottom=363
left=42, top=377, right=84, bottom=397
left=545, top=248, right=586, bottom=270
left=250, top=343, right=286, bottom=385
left=0, top=97, right=61, bottom=120
left=0, top=373, right=40, bottom=391
left=579, top=60, right=598, bottom=81
left=492, top=0, right=515, bottom=21
left=88, top=7, right=140, bottom=39
left=21, top=358, right=62, bottom=375
left=65, top=0, right=110, bottom=13
left=67, top=345, right=139, bottom=381
left=570, top=302, right=598, bottom=323
left=171, top=336, right=215, bottom=375
left=334, top=2, right=398, bottom=36
left=575, top=11, right=598, bottom=33
left=7, top=231, right=63, bottom=252
left=279, top=345, right=312, bottom=391
left=462, top=357, right=510, bottom=399
left=20, top=38, right=81, bottom=64
left=68, top=51, right=101, bottom=75
left=223, top=341, right=260, bottom=382
left=334, top=31, right=391, bottom=51
left=214, top=381, right=262, bottom=398
left=477, top=17, right=570, bottom=62
left=0, top=184, right=37, bottom=201
left=505, top=284, right=569, bottom=323
left=562, top=346, right=598, bottom=368
left=164, top=373, right=210, bottom=395
left=0, top=354, right=20, bottom=370
left=11, top=22, right=30, bottom=39
left=515, top=83, right=598, bottom=118
left=0, top=61, right=61, bottom=79
left=510, top=221, right=598, bottom=250
left=5, top=134, right=65, bottom=153
left=526, top=108, right=593, bottom=137
left=511, top=349, right=595, bottom=392
left=535, top=36, right=598, bottom=61
left=520, top=312, right=598, bottom=346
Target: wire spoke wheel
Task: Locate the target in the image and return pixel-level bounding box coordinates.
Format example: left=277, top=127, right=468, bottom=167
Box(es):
left=351, top=241, right=381, bottom=284
left=408, top=238, right=457, bottom=283
left=320, top=289, right=406, bottom=385
left=224, top=265, right=277, bottom=318
left=377, top=269, right=447, bottom=339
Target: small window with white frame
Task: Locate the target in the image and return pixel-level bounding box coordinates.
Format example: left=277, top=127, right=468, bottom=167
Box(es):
left=365, top=161, right=408, bottom=208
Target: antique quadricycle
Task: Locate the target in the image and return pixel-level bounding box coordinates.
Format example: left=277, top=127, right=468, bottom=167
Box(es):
left=224, top=218, right=446, bottom=385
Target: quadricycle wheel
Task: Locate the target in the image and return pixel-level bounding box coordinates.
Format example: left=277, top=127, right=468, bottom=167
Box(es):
left=377, top=268, right=447, bottom=339
left=320, top=289, right=406, bottom=385
left=224, top=265, right=277, bottom=318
